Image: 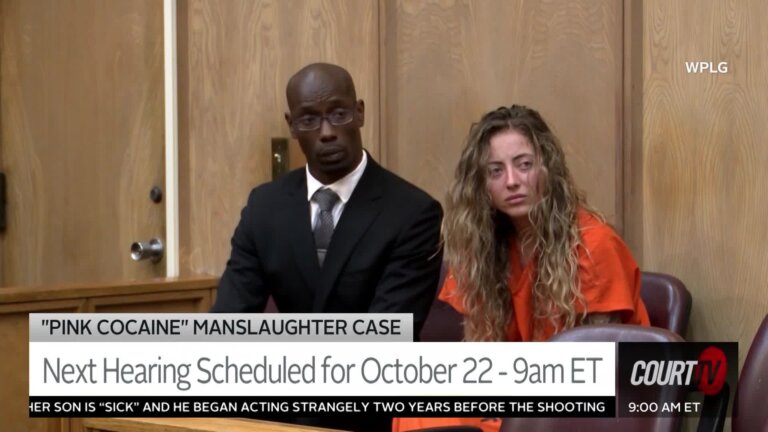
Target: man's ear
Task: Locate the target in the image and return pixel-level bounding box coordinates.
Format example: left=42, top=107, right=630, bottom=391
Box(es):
left=356, top=100, right=365, bottom=127
left=285, top=112, right=297, bottom=139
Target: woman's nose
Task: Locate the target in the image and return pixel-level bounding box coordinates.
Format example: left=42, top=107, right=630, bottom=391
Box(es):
left=505, top=167, right=520, bottom=188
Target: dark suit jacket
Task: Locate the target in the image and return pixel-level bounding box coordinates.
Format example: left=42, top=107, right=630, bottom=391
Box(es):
left=211, top=156, right=443, bottom=432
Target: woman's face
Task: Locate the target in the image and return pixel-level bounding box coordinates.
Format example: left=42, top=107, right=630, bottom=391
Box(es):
left=485, top=129, right=541, bottom=228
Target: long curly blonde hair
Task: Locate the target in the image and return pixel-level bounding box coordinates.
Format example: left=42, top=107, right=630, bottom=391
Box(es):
left=443, top=105, right=597, bottom=341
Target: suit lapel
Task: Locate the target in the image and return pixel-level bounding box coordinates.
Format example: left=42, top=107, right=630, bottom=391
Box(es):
left=313, top=159, right=385, bottom=311
left=281, top=171, right=322, bottom=294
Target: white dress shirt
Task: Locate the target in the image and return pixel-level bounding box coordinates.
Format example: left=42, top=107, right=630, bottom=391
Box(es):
left=306, top=151, right=368, bottom=229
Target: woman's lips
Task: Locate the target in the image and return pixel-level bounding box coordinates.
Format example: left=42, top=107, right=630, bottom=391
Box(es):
left=505, top=194, right=527, bottom=204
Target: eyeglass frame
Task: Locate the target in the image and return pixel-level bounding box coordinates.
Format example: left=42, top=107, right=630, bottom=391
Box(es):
left=289, top=107, right=356, bottom=132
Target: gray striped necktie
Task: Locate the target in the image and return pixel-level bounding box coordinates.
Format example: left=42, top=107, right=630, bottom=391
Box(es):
left=312, top=188, right=340, bottom=266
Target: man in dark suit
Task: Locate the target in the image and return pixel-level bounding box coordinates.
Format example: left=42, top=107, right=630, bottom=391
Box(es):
left=212, top=63, right=443, bottom=432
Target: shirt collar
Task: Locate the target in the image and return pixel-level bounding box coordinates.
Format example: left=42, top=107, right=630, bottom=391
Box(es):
left=306, top=151, right=368, bottom=204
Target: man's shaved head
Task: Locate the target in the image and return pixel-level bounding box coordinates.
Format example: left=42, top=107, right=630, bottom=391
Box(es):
left=284, top=63, right=365, bottom=185
left=286, top=63, right=357, bottom=110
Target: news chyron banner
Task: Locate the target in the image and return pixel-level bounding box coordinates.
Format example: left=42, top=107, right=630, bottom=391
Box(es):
left=29, top=314, right=616, bottom=419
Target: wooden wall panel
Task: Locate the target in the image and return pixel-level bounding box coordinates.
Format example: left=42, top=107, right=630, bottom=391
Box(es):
left=178, top=0, right=380, bottom=277
left=621, top=0, right=645, bottom=259
left=0, top=0, right=166, bottom=286
left=0, top=301, right=84, bottom=432
left=0, top=278, right=216, bottom=432
left=642, top=0, right=768, bottom=364
left=383, top=0, right=623, bottom=225
left=90, top=290, right=211, bottom=313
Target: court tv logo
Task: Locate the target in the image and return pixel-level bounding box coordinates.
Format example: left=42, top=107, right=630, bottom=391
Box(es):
left=629, top=346, right=727, bottom=396
left=618, top=342, right=737, bottom=417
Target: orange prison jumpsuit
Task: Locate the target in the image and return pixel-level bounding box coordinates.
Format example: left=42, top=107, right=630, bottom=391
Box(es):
left=392, top=210, right=650, bottom=432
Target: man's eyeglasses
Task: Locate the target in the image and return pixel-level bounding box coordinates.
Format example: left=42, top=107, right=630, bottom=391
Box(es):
left=292, top=108, right=354, bottom=131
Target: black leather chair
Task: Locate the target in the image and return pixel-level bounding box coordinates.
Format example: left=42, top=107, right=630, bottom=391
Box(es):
left=732, top=314, right=768, bottom=432
left=698, top=315, right=768, bottom=432
left=640, top=272, right=692, bottom=336
left=500, top=324, right=685, bottom=432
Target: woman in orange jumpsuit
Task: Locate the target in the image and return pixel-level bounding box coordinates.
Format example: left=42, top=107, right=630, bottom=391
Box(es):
left=393, top=105, right=650, bottom=432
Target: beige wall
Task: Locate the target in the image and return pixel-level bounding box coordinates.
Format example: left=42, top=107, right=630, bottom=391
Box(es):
left=175, top=0, right=768, bottom=369
left=638, top=0, right=768, bottom=365
left=177, top=0, right=380, bottom=277
left=383, top=0, right=624, bottom=228
left=0, top=0, right=165, bottom=286
left=1, top=0, right=765, bottom=365
left=180, top=0, right=626, bottom=278
left=2, top=4, right=766, bottom=432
